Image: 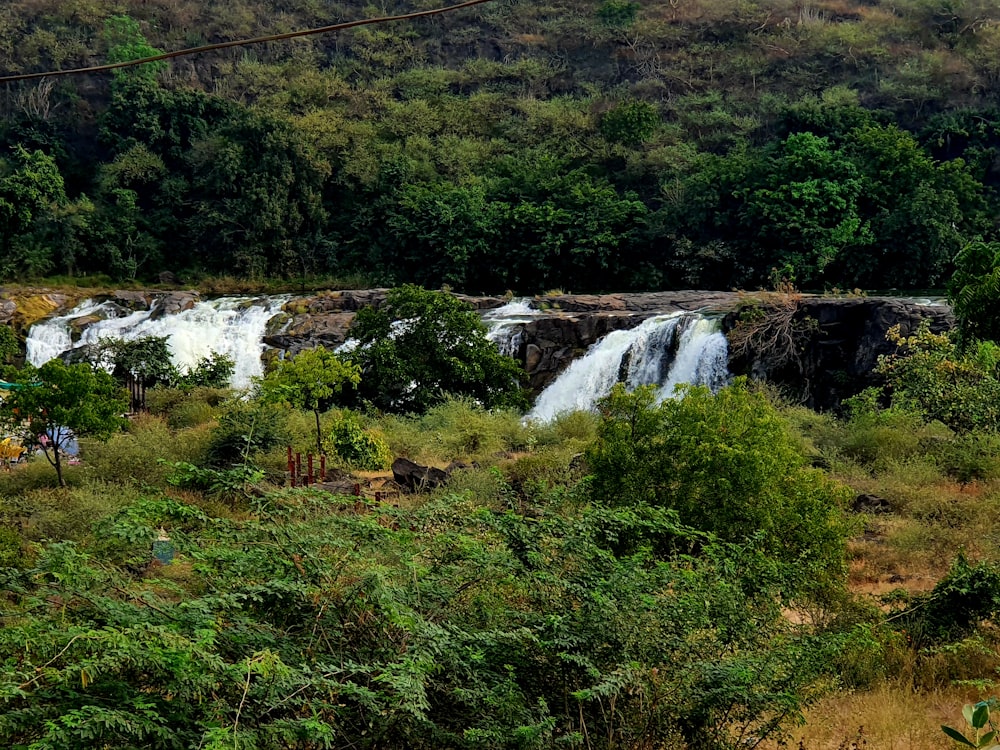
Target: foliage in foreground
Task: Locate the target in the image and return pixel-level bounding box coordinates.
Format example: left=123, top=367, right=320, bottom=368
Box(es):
left=0, top=489, right=841, bottom=750
left=588, top=381, right=853, bottom=600
left=857, top=322, right=1000, bottom=433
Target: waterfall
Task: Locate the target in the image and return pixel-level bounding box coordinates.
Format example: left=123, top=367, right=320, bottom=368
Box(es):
left=26, top=296, right=288, bottom=388
left=528, top=313, right=729, bottom=422
left=484, top=299, right=539, bottom=357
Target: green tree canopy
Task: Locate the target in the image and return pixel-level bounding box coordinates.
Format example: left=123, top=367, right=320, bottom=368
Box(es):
left=0, top=360, right=127, bottom=486
left=259, top=346, right=361, bottom=454
left=950, top=240, right=1000, bottom=344
left=587, top=381, right=852, bottom=600
left=348, top=285, right=526, bottom=414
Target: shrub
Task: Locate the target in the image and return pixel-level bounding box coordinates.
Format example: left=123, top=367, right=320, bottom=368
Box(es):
left=146, top=386, right=231, bottom=418
left=0, top=480, right=143, bottom=543
left=83, top=414, right=180, bottom=486
left=0, top=525, right=23, bottom=567
left=206, top=399, right=289, bottom=467
left=587, top=380, right=853, bottom=600
left=893, top=554, right=1000, bottom=647
left=165, top=399, right=218, bottom=430
left=328, top=414, right=392, bottom=470
left=377, top=398, right=534, bottom=464
left=873, top=323, right=1000, bottom=432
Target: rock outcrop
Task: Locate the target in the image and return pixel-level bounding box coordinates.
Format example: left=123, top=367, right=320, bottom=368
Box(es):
left=16, top=287, right=954, bottom=411
left=724, top=297, right=953, bottom=411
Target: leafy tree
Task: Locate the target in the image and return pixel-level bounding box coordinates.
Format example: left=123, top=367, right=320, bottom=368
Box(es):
left=865, top=322, right=1000, bottom=432
left=93, top=336, right=235, bottom=392
left=596, top=0, right=639, bottom=27
left=740, top=132, right=873, bottom=285
left=950, top=240, right=1000, bottom=343
left=0, top=146, right=78, bottom=279
left=839, top=124, right=985, bottom=288
left=95, top=335, right=179, bottom=389
left=0, top=325, right=19, bottom=365
left=184, top=110, right=331, bottom=278
left=599, top=100, right=660, bottom=145
left=349, top=285, right=526, bottom=414
left=103, top=14, right=166, bottom=84
left=486, top=156, right=648, bottom=292
left=0, top=360, right=127, bottom=486
left=176, top=352, right=236, bottom=390
left=259, top=347, right=361, bottom=455
left=382, top=181, right=500, bottom=289
left=587, top=381, right=852, bottom=600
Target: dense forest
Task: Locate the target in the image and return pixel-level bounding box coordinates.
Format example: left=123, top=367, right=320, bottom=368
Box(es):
left=2, top=0, right=1000, bottom=291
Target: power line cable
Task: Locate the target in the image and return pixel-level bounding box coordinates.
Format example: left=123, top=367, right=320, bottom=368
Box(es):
left=0, top=0, right=497, bottom=84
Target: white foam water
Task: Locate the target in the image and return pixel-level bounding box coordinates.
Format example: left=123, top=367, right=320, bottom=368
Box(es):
left=26, top=296, right=289, bottom=388
left=528, top=312, right=729, bottom=422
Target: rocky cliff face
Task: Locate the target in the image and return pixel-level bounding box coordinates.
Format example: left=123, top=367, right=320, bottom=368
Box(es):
left=724, top=297, right=953, bottom=411
left=13, top=288, right=953, bottom=410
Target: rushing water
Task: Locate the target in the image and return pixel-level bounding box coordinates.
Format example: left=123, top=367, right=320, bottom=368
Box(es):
left=527, top=312, right=729, bottom=422
left=25, top=296, right=289, bottom=388
left=25, top=296, right=730, bottom=410
left=483, top=299, right=540, bottom=357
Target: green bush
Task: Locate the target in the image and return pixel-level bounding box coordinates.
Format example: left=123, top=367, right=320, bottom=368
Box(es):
left=893, top=554, right=1000, bottom=647
left=534, top=409, right=598, bottom=448
left=206, top=399, right=290, bottom=467
left=935, top=432, right=1000, bottom=485
left=0, top=525, right=23, bottom=567
left=146, top=386, right=227, bottom=414
left=0, top=479, right=143, bottom=543
left=83, top=414, right=186, bottom=486
left=837, top=408, right=926, bottom=468
left=328, top=414, right=392, bottom=471
left=377, top=398, right=534, bottom=464
left=0, top=455, right=86, bottom=493
left=587, top=380, right=853, bottom=600
left=165, top=399, right=217, bottom=429
left=872, top=323, right=1000, bottom=432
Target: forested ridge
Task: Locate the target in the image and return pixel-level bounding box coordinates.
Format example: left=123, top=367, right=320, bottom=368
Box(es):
left=1, top=0, right=1000, bottom=291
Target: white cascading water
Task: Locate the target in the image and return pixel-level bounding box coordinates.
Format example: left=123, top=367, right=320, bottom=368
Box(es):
left=483, top=298, right=540, bottom=357
left=527, top=312, right=729, bottom=422
left=26, top=296, right=289, bottom=388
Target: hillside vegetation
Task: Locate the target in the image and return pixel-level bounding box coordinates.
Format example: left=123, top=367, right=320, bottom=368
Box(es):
left=1, top=0, right=1000, bottom=291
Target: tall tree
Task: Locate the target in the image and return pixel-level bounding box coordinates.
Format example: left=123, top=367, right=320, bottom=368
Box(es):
left=0, top=360, right=127, bottom=486
left=259, top=347, right=360, bottom=455
left=348, top=285, right=526, bottom=414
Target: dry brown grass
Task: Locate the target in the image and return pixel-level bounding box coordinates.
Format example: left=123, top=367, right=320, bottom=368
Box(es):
left=761, top=684, right=986, bottom=750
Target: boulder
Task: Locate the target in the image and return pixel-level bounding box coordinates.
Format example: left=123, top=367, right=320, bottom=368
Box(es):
left=392, top=457, right=451, bottom=492
left=852, top=493, right=893, bottom=514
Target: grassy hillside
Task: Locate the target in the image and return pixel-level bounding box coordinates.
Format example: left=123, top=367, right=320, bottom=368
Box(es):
left=0, top=0, right=999, bottom=292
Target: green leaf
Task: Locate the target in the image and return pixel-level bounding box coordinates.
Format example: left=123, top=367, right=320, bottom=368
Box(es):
left=974, top=703, right=991, bottom=730
left=943, top=725, right=977, bottom=747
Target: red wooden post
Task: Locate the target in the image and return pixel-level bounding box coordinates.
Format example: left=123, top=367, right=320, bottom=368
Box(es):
left=307, top=454, right=314, bottom=485
left=353, top=483, right=361, bottom=496
left=295, top=453, right=301, bottom=481
left=287, top=446, right=292, bottom=467
left=290, top=471, right=297, bottom=488
left=320, top=454, right=326, bottom=482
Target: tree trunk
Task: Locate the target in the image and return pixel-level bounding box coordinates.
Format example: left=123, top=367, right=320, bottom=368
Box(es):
left=314, top=409, right=322, bottom=457
left=52, top=444, right=64, bottom=487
